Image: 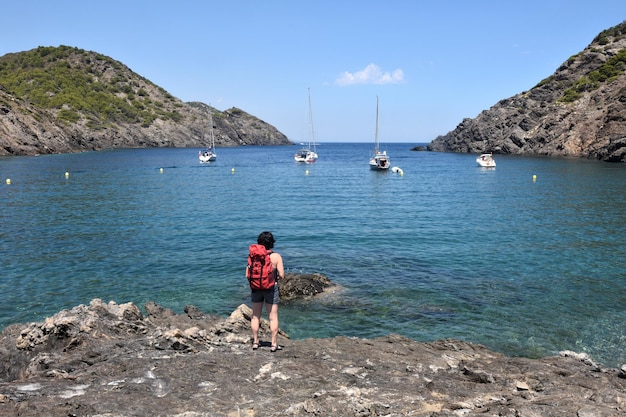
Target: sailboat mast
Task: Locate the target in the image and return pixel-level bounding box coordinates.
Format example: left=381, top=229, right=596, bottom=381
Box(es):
left=209, top=110, right=215, bottom=148
left=307, top=87, right=316, bottom=152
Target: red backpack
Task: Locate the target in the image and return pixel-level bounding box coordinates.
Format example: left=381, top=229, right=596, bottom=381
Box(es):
left=246, top=244, right=275, bottom=290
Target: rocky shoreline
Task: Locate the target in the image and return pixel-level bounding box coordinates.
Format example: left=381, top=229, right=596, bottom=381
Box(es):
left=0, top=274, right=624, bottom=416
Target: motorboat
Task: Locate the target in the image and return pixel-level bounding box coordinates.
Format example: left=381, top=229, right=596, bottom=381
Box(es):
left=476, top=153, right=496, bottom=167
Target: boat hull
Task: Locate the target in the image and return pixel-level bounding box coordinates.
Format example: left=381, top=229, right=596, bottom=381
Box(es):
left=369, top=152, right=390, bottom=170
left=369, top=163, right=390, bottom=171
left=294, top=149, right=318, bottom=163
left=476, top=153, right=496, bottom=167
left=199, top=150, right=217, bottom=163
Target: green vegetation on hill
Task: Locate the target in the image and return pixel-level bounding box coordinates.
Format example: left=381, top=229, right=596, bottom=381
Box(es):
left=593, top=20, right=626, bottom=44
left=559, top=48, right=626, bottom=103
left=559, top=21, right=626, bottom=103
left=0, top=45, right=182, bottom=128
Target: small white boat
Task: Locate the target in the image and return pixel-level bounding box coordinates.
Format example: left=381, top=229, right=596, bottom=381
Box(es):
left=294, top=88, right=318, bottom=163
left=370, top=150, right=390, bottom=170
left=476, top=153, right=496, bottom=167
left=294, top=148, right=318, bottom=163
left=369, top=96, right=390, bottom=171
left=199, top=148, right=216, bottom=163
left=199, top=111, right=217, bottom=163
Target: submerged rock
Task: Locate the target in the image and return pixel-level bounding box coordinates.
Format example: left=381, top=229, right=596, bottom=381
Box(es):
left=0, top=293, right=624, bottom=416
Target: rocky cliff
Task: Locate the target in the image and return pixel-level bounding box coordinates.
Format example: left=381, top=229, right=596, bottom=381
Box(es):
left=0, top=273, right=624, bottom=416
left=428, top=21, right=626, bottom=162
left=0, top=46, right=292, bottom=156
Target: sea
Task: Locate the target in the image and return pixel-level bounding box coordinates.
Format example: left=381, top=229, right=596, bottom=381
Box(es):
left=1, top=143, right=625, bottom=367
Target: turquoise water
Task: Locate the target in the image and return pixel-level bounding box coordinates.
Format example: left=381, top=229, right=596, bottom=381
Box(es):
left=1, top=143, right=625, bottom=367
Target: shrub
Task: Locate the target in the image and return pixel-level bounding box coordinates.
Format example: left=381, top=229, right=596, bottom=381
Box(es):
left=57, top=108, right=80, bottom=124
left=0, top=46, right=187, bottom=127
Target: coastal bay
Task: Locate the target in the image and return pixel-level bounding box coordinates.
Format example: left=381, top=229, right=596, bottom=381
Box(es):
left=1, top=143, right=625, bottom=369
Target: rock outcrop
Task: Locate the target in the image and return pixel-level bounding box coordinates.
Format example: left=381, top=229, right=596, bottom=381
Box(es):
left=428, top=21, right=626, bottom=162
left=0, top=46, right=292, bottom=156
left=279, top=272, right=338, bottom=301
left=0, top=273, right=624, bottom=416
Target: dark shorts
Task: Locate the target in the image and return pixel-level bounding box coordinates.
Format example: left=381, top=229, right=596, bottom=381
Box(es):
left=251, top=283, right=279, bottom=305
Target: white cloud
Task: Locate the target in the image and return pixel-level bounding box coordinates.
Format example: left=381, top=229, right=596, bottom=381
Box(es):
left=335, top=63, right=405, bottom=86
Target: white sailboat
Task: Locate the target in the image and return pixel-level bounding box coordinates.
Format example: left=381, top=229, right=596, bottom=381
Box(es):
left=369, top=96, right=390, bottom=170
left=199, top=110, right=217, bottom=163
left=294, top=88, right=318, bottom=163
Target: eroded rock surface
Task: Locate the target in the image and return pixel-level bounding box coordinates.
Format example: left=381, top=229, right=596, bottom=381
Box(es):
left=0, top=288, right=624, bottom=416
left=280, top=272, right=338, bottom=301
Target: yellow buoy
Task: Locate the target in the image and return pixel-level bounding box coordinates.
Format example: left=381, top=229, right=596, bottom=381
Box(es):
left=5, top=178, right=10, bottom=185
left=231, top=168, right=235, bottom=174
left=160, top=168, right=164, bottom=173
left=305, top=170, right=309, bottom=176
left=533, top=174, right=537, bottom=182
left=65, top=172, right=69, bottom=178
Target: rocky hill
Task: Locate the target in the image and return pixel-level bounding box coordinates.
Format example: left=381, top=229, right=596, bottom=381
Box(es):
left=428, top=21, right=626, bottom=162
left=0, top=46, right=292, bottom=156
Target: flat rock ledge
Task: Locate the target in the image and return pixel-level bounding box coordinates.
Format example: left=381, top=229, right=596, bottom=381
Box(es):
left=0, top=295, right=624, bottom=416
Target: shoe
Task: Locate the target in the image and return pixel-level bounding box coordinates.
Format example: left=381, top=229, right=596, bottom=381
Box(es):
left=270, top=344, right=283, bottom=352
left=252, top=342, right=259, bottom=350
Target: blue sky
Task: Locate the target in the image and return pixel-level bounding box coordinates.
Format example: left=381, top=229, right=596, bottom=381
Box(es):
left=2, top=1, right=625, bottom=143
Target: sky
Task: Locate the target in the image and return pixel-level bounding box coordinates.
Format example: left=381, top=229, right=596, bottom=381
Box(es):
left=2, top=1, right=625, bottom=144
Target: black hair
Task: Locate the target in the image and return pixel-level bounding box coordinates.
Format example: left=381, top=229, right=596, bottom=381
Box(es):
left=257, top=231, right=275, bottom=250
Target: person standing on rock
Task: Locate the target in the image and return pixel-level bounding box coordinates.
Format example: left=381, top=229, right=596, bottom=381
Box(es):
left=248, top=231, right=284, bottom=352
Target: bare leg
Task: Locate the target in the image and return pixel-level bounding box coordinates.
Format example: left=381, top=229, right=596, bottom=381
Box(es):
left=267, top=302, right=279, bottom=347
left=251, top=302, right=263, bottom=345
